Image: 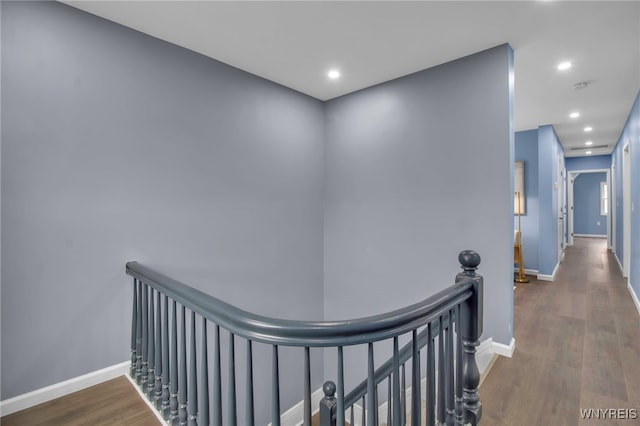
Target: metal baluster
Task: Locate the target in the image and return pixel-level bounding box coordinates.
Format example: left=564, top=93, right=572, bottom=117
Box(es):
left=212, top=325, right=222, bottom=426
left=170, top=300, right=179, bottom=421
left=272, top=345, right=281, bottom=426
left=374, top=384, right=379, bottom=425
left=136, top=281, right=143, bottom=382
left=350, top=403, right=354, bottom=426
left=387, top=376, right=392, bottom=426
left=246, top=340, right=255, bottom=426
left=155, top=291, right=163, bottom=407
left=392, top=337, right=401, bottom=426
left=401, top=363, right=406, bottom=426
left=141, top=284, right=149, bottom=389
left=455, top=304, right=464, bottom=426
left=162, top=295, right=170, bottom=417
left=411, top=330, right=421, bottom=426
left=367, top=343, right=375, bottom=426
left=446, top=310, right=455, bottom=425
left=304, top=347, right=311, bottom=426
left=337, top=346, right=345, bottom=426
left=179, top=305, right=188, bottom=426
left=361, top=396, right=366, bottom=426
left=426, top=325, right=435, bottom=426
left=228, top=333, right=237, bottom=426
left=188, top=311, right=198, bottom=426
left=131, top=279, right=138, bottom=378
left=200, top=319, right=210, bottom=426
left=437, top=317, right=445, bottom=424
left=148, top=288, right=155, bottom=396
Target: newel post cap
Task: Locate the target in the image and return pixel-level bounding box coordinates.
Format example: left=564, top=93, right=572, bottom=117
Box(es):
left=459, top=250, right=481, bottom=272
left=323, top=381, right=336, bottom=399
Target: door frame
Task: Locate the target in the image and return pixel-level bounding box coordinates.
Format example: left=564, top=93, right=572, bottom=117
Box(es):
left=567, top=168, right=611, bottom=247
left=623, top=141, right=631, bottom=278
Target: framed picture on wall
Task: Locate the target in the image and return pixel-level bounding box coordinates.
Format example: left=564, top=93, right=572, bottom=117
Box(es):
left=515, top=161, right=525, bottom=215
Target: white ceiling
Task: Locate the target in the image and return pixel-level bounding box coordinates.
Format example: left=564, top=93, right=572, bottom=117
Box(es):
left=63, top=1, right=640, bottom=157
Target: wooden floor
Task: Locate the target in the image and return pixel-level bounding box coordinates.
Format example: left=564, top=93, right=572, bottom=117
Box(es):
left=1, top=376, right=160, bottom=426
left=481, top=237, right=640, bottom=425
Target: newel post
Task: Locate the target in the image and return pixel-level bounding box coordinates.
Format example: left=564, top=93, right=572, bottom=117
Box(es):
left=319, top=381, right=337, bottom=426
left=456, top=250, right=483, bottom=425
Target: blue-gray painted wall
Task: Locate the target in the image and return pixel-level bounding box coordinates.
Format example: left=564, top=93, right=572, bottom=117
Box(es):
left=565, top=155, right=611, bottom=171
left=323, top=45, right=514, bottom=389
left=2, top=0, right=518, bottom=409
left=514, top=129, right=539, bottom=271
left=1, top=2, right=326, bottom=416
left=573, top=173, right=607, bottom=236
left=612, top=90, right=640, bottom=302
left=537, top=125, right=565, bottom=277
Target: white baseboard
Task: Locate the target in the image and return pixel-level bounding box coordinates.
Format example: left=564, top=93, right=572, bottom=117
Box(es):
left=628, top=283, right=640, bottom=318
left=513, top=268, right=539, bottom=276
left=538, top=262, right=559, bottom=281
left=274, top=387, right=325, bottom=426
left=0, top=361, right=130, bottom=417
left=615, top=254, right=624, bottom=274
left=573, top=234, right=607, bottom=238
left=492, top=338, right=516, bottom=358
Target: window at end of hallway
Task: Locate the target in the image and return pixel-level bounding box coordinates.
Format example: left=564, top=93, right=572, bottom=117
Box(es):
left=600, top=181, right=608, bottom=216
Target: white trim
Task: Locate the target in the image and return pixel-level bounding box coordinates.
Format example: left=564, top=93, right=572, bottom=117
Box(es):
left=492, top=338, right=516, bottom=358
left=573, top=234, right=607, bottom=238
left=513, top=268, right=539, bottom=276
left=125, top=375, right=169, bottom=426
left=567, top=168, right=611, bottom=174
left=628, top=283, right=640, bottom=318
left=567, top=168, right=611, bottom=247
left=615, top=253, right=624, bottom=274
left=274, top=387, right=325, bottom=426
left=538, top=262, right=559, bottom=281
left=0, top=361, right=130, bottom=416
left=622, top=140, right=631, bottom=278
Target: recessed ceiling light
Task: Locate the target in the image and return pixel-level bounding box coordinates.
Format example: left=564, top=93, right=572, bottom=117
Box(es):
left=557, top=61, right=572, bottom=71
left=584, top=126, right=593, bottom=132
left=585, top=151, right=593, bottom=155
left=585, top=141, right=593, bottom=146
left=570, top=112, right=580, bottom=118
left=327, top=70, right=340, bottom=79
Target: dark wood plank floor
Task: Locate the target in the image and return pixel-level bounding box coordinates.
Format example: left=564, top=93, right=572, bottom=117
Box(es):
left=1, top=376, right=161, bottom=426
left=481, top=237, right=640, bottom=426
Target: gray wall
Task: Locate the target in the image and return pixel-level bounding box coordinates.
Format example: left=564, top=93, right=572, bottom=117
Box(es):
left=1, top=1, right=325, bottom=418
left=323, top=45, right=514, bottom=387
left=2, top=0, right=517, bottom=416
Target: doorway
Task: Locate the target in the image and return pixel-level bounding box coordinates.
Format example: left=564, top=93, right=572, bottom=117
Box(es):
left=567, top=168, right=611, bottom=247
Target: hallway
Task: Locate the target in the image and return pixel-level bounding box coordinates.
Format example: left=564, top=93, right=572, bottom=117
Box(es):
left=481, top=237, right=640, bottom=425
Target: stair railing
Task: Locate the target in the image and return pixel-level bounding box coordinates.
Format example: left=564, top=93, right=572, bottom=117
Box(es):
left=127, top=250, right=483, bottom=426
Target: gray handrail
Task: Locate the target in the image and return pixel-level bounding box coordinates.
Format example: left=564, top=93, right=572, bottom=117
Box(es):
left=128, top=250, right=484, bottom=426
left=126, top=261, right=473, bottom=348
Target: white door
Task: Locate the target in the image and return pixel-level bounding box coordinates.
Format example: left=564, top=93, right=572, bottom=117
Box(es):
left=623, top=141, right=631, bottom=278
